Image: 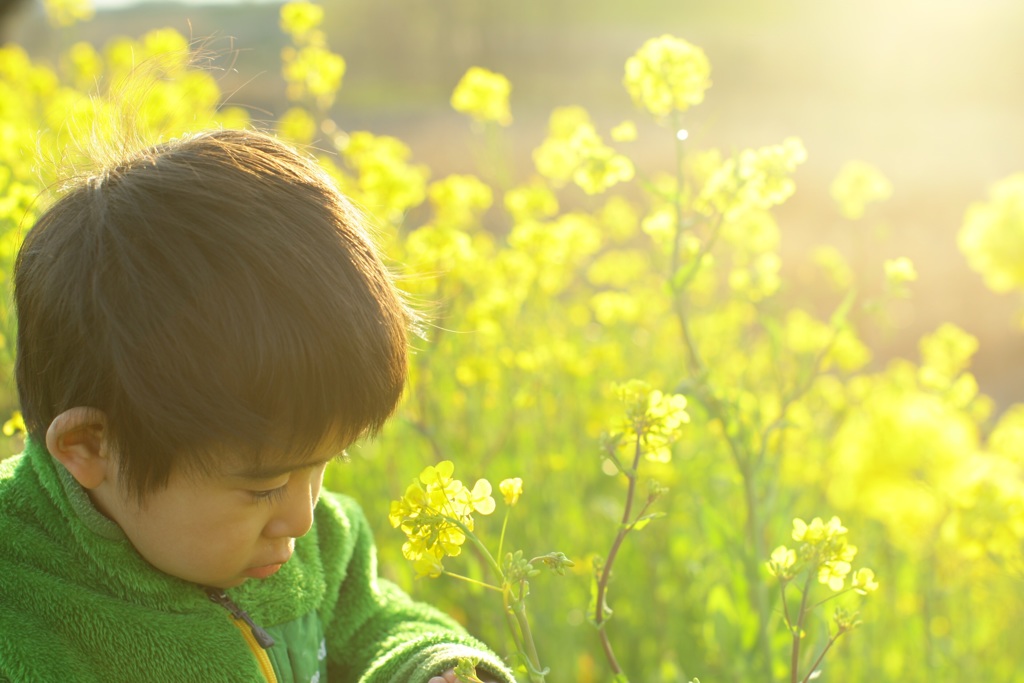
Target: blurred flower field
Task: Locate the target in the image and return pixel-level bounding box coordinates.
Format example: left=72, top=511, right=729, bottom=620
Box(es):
left=2, top=1, right=1023, bottom=681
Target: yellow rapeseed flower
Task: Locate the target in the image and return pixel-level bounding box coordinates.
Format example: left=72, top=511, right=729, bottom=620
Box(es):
left=610, top=120, right=638, bottom=142
left=451, top=66, right=512, bottom=126
left=920, top=323, right=977, bottom=372
left=573, top=149, right=635, bottom=196
left=465, top=479, right=496, bottom=515
left=830, top=160, right=893, bottom=220
left=44, top=0, right=94, bottom=28
left=340, top=131, right=429, bottom=223
left=958, top=173, right=1024, bottom=293
left=281, top=44, right=346, bottom=105
left=504, top=181, right=559, bottom=224
left=792, top=516, right=846, bottom=544
left=389, top=461, right=498, bottom=578
left=532, top=109, right=635, bottom=195
left=280, top=0, right=324, bottom=39
left=2, top=411, right=25, bottom=437
left=413, top=554, right=444, bottom=579
left=623, top=35, right=711, bottom=118
left=852, top=567, right=879, bottom=594
left=817, top=555, right=854, bottom=591
left=277, top=107, right=318, bottom=145
left=428, top=174, right=493, bottom=229
left=772, top=516, right=879, bottom=601
left=698, top=138, right=806, bottom=216
left=884, top=257, right=918, bottom=286
left=766, top=545, right=797, bottom=579
left=499, top=478, right=523, bottom=506
left=590, top=291, right=642, bottom=326
left=612, top=380, right=690, bottom=463
left=66, top=42, right=102, bottom=90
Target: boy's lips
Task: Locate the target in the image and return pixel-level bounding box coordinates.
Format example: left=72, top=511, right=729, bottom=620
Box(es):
left=244, top=552, right=291, bottom=579
left=244, top=563, right=284, bottom=579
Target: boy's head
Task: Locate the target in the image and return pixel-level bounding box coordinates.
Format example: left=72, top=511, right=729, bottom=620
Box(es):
left=15, top=130, right=410, bottom=585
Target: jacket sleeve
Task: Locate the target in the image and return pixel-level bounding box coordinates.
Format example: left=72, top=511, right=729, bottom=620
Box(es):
left=317, top=492, right=517, bottom=683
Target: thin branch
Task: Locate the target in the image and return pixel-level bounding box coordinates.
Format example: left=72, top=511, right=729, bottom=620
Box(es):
left=800, top=632, right=844, bottom=683
left=593, top=432, right=645, bottom=676
left=441, top=571, right=504, bottom=593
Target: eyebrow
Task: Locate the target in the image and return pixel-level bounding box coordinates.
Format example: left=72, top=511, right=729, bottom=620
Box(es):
left=230, top=451, right=348, bottom=481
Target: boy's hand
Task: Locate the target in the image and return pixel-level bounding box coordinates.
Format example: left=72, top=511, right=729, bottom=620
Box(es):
left=428, top=669, right=495, bottom=683
left=427, top=671, right=460, bottom=683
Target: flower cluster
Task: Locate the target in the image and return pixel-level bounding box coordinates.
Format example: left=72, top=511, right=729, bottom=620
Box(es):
left=957, top=173, right=1024, bottom=294
left=279, top=1, right=346, bottom=109
left=279, top=0, right=323, bottom=39
left=337, top=131, right=429, bottom=226
left=2, top=411, right=25, bottom=438
left=504, top=181, right=559, bottom=224
left=884, top=257, right=918, bottom=287
left=428, top=174, right=494, bottom=230
left=698, top=138, right=807, bottom=217
left=532, top=106, right=634, bottom=195
left=767, top=516, right=879, bottom=594
left=611, top=380, right=690, bottom=463
left=830, top=160, right=893, bottom=220
left=44, top=0, right=93, bottom=28
left=623, top=35, right=711, bottom=117
left=389, top=461, right=503, bottom=577
left=451, top=66, right=513, bottom=126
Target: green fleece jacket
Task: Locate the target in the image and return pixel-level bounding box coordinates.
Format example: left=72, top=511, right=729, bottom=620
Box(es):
left=0, top=438, right=516, bottom=683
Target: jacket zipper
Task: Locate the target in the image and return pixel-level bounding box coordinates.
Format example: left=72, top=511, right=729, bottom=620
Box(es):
left=206, top=588, right=276, bottom=648
left=206, top=588, right=279, bottom=683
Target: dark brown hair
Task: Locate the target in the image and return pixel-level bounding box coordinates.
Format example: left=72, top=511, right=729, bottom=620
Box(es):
left=15, top=129, right=409, bottom=500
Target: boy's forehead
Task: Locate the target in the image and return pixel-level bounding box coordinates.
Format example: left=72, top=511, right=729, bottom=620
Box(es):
left=225, top=455, right=335, bottom=481
left=217, top=432, right=350, bottom=481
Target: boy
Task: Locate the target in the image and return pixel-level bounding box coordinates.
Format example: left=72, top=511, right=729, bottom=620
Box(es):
left=0, top=129, right=512, bottom=683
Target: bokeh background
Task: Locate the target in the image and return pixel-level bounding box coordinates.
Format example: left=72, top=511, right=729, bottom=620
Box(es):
left=6, top=0, right=1024, bottom=407
left=4, top=2, right=1024, bottom=682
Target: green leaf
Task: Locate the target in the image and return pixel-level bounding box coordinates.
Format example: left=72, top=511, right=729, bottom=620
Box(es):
left=453, top=657, right=483, bottom=683
left=630, top=511, right=667, bottom=531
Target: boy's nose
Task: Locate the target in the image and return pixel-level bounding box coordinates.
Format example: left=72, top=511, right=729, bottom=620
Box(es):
left=264, top=484, right=316, bottom=540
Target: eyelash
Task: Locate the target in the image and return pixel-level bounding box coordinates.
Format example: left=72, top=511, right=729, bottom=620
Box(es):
left=250, top=485, right=287, bottom=506
left=247, top=454, right=340, bottom=506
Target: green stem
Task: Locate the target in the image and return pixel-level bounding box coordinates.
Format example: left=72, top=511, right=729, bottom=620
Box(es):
left=511, top=592, right=547, bottom=682
left=791, top=570, right=816, bottom=683
left=485, top=120, right=513, bottom=192
left=675, top=318, right=771, bottom=680
left=445, top=515, right=503, bottom=579
left=669, top=110, right=686, bottom=291
left=812, top=586, right=857, bottom=610
left=497, top=508, right=511, bottom=564
left=738, top=455, right=774, bottom=680
left=501, top=589, right=531, bottom=674
left=442, top=570, right=503, bottom=593
left=593, top=432, right=644, bottom=677
left=779, top=580, right=794, bottom=631
left=800, top=632, right=843, bottom=683
left=665, top=126, right=778, bottom=679
left=446, top=515, right=546, bottom=681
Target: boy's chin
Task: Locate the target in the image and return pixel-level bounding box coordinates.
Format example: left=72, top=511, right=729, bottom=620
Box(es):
left=164, top=568, right=249, bottom=590
left=207, top=564, right=284, bottom=588
left=204, top=576, right=250, bottom=589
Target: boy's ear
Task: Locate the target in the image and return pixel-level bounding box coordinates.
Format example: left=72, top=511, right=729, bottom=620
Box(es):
left=46, top=407, right=110, bottom=490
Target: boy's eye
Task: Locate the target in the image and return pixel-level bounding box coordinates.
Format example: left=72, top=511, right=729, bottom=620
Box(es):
left=249, top=485, right=287, bottom=506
